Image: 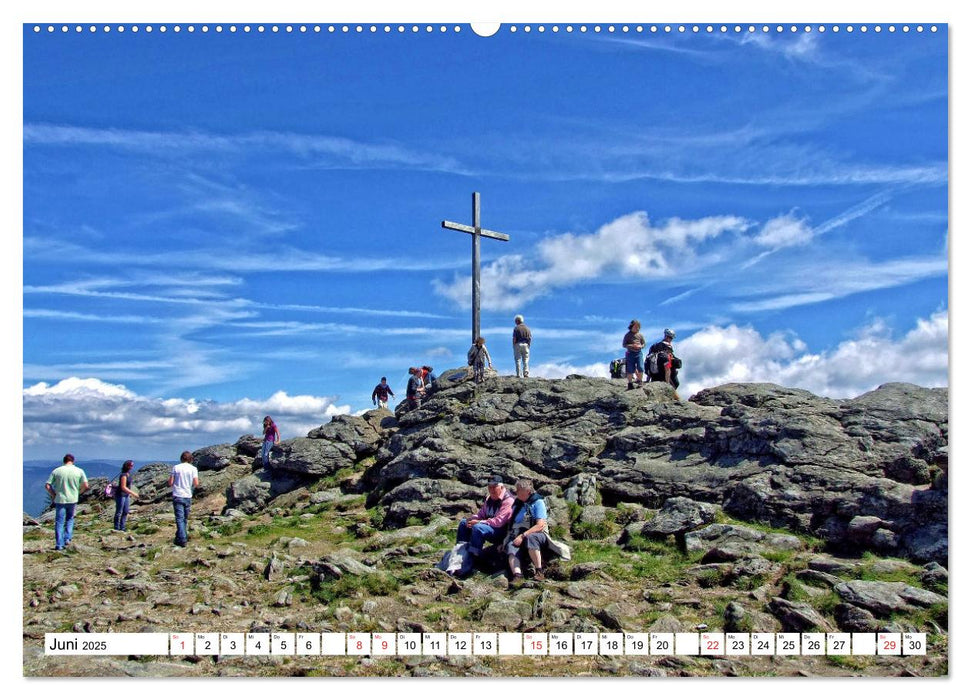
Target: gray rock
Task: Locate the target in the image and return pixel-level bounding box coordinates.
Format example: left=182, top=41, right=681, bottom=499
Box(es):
left=225, top=475, right=272, bottom=514
left=921, top=562, right=948, bottom=588
left=192, top=444, right=236, bottom=471
left=564, top=474, right=599, bottom=506
left=316, top=550, right=376, bottom=577
left=795, top=569, right=841, bottom=588
left=685, top=524, right=804, bottom=557
left=648, top=614, right=683, bottom=634
left=768, top=598, right=832, bottom=632
left=835, top=603, right=879, bottom=632
left=264, top=555, right=285, bottom=582
left=480, top=599, right=530, bottom=630
left=641, top=497, right=718, bottom=537
left=729, top=556, right=777, bottom=580
left=274, top=588, right=294, bottom=607
left=724, top=602, right=748, bottom=632
left=578, top=505, right=608, bottom=525
left=310, top=489, right=344, bottom=504
left=834, top=580, right=947, bottom=617
left=380, top=479, right=480, bottom=527
left=234, top=435, right=262, bottom=458
left=846, top=516, right=891, bottom=543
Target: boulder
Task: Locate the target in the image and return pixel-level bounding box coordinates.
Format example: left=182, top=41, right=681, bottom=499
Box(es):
left=640, top=497, right=718, bottom=538
left=768, top=598, right=832, bottom=632
left=379, top=479, right=481, bottom=528
left=564, top=474, right=599, bottom=506
left=192, top=444, right=236, bottom=471
left=834, top=580, right=947, bottom=617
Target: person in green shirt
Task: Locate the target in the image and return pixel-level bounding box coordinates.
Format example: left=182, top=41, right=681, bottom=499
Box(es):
left=45, top=454, right=89, bottom=550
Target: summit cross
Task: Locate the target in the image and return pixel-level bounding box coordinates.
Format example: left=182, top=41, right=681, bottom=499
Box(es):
left=441, top=192, right=510, bottom=344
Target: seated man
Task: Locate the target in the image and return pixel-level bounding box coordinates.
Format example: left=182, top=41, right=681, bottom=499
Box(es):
left=456, top=476, right=514, bottom=572
left=504, top=478, right=551, bottom=583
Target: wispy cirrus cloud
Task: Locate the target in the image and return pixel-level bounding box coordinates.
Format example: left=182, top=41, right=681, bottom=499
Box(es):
left=731, top=257, right=947, bottom=313
left=23, top=235, right=464, bottom=275
left=24, top=123, right=470, bottom=174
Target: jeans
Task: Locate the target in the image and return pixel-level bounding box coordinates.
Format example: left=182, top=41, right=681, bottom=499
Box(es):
left=113, top=495, right=130, bottom=531
left=173, top=497, right=192, bottom=545
left=457, top=519, right=502, bottom=556
left=53, top=502, right=77, bottom=549
left=625, top=350, right=644, bottom=375
left=261, top=439, right=274, bottom=466
left=514, top=343, right=530, bottom=377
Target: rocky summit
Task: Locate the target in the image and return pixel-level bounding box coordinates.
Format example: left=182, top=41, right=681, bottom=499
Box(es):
left=23, top=373, right=948, bottom=678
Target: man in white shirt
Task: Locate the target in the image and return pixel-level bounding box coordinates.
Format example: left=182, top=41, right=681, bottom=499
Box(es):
left=168, top=451, right=199, bottom=547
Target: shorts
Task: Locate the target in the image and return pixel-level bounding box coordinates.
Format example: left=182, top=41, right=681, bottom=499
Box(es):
left=625, top=350, right=644, bottom=375
left=505, top=531, right=549, bottom=556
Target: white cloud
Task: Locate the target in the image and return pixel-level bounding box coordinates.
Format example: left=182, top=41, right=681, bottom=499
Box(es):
left=753, top=213, right=814, bottom=248
left=678, top=311, right=948, bottom=399
left=434, top=211, right=749, bottom=310
left=22, top=377, right=350, bottom=459
left=529, top=361, right=611, bottom=380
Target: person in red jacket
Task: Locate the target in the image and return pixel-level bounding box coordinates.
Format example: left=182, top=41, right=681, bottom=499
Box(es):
left=371, top=377, right=395, bottom=409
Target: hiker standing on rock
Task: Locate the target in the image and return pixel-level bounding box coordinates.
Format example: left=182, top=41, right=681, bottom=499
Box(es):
left=512, top=315, right=532, bottom=378
left=112, top=460, right=139, bottom=532
left=468, top=336, right=493, bottom=383
left=456, top=476, right=514, bottom=573
left=406, top=367, right=425, bottom=410
left=168, top=451, right=199, bottom=548
left=261, top=416, right=280, bottom=466
left=45, top=453, right=88, bottom=551
left=371, top=377, right=395, bottom=409
left=622, top=319, right=647, bottom=390
left=647, top=328, right=682, bottom=389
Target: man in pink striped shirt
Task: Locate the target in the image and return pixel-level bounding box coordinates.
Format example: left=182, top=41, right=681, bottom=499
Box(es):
left=456, top=476, right=514, bottom=562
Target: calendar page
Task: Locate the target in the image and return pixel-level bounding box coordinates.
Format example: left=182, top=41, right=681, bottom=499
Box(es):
left=18, top=0, right=951, bottom=687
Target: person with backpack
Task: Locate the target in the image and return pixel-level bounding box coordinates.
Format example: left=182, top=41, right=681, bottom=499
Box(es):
left=261, top=416, right=280, bottom=467
left=371, top=377, right=395, bottom=409
left=468, top=336, right=493, bottom=383
left=622, top=319, right=647, bottom=390
left=647, top=328, right=682, bottom=389
left=112, top=460, right=139, bottom=532
left=503, top=478, right=565, bottom=583
left=512, top=315, right=532, bottom=378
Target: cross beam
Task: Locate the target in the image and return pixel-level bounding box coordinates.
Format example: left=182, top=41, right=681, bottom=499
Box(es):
left=442, top=192, right=510, bottom=344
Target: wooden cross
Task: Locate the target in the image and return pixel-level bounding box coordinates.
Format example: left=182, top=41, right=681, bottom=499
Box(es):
left=441, top=192, right=510, bottom=344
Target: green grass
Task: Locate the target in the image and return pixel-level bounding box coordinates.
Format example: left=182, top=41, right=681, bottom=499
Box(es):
left=311, top=572, right=401, bottom=605
left=572, top=520, right=614, bottom=540
left=855, top=554, right=923, bottom=587
left=827, top=655, right=873, bottom=671
left=898, top=602, right=948, bottom=631
left=215, top=519, right=245, bottom=537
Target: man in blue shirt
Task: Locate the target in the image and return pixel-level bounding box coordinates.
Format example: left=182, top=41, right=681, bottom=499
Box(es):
left=504, top=478, right=550, bottom=583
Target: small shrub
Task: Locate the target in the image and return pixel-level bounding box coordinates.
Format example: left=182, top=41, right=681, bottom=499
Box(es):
left=572, top=521, right=613, bottom=541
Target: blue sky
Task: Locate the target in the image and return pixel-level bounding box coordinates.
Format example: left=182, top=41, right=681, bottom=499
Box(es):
left=22, top=22, right=948, bottom=460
